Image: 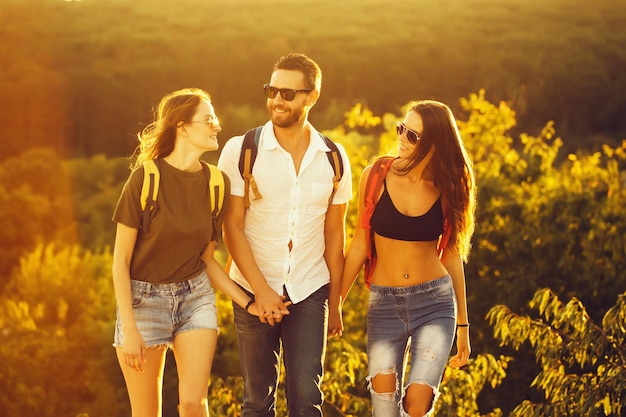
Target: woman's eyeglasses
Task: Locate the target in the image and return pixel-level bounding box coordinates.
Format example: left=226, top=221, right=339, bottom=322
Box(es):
left=187, top=115, right=219, bottom=128
left=396, top=122, right=421, bottom=144
left=263, top=83, right=313, bottom=101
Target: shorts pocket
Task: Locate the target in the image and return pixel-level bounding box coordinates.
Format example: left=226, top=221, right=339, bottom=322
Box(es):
left=130, top=280, right=148, bottom=307
left=191, top=276, right=214, bottom=296
left=132, top=292, right=147, bottom=307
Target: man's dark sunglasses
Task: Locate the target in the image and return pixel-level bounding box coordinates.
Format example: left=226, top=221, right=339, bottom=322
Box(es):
left=263, top=83, right=313, bottom=101
left=396, top=122, right=421, bottom=145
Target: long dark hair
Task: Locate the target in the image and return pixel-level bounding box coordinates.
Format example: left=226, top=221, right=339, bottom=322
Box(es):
left=133, top=88, right=211, bottom=168
left=394, top=100, right=476, bottom=260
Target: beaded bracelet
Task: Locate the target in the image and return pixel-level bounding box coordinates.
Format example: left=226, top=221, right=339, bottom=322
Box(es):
left=244, top=299, right=254, bottom=312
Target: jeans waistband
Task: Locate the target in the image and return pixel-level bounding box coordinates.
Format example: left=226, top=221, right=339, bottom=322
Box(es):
left=132, top=271, right=208, bottom=296
left=369, top=275, right=451, bottom=295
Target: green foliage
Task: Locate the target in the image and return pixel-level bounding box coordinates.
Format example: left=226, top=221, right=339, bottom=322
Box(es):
left=1, top=92, right=626, bottom=415
left=0, top=149, right=130, bottom=286
left=0, top=243, right=125, bottom=417
left=0, top=148, right=78, bottom=284
left=64, top=154, right=131, bottom=249
left=487, top=289, right=626, bottom=416
left=2, top=0, right=626, bottom=159
left=436, top=354, right=511, bottom=417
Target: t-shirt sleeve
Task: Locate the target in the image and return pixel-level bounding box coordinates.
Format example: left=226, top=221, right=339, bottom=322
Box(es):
left=331, top=142, right=353, bottom=205
left=112, top=166, right=144, bottom=229
left=217, top=135, right=245, bottom=197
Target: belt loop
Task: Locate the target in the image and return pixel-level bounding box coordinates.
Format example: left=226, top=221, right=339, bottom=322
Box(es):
left=190, top=274, right=200, bottom=293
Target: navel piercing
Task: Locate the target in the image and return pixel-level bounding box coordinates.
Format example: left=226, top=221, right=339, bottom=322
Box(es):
left=403, top=273, right=410, bottom=279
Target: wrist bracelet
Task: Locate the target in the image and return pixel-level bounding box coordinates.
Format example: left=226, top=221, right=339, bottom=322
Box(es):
left=244, top=299, right=254, bottom=312
left=457, top=323, right=470, bottom=327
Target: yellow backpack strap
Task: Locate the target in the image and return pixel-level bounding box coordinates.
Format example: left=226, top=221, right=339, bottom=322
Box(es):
left=203, top=162, right=226, bottom=219
left=140, top=159, right=160, bottom=232
left=201, top=161, right=226, bottom=242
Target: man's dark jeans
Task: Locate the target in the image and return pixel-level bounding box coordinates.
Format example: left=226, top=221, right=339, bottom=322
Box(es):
left=232, top=284, right=329, bottom=417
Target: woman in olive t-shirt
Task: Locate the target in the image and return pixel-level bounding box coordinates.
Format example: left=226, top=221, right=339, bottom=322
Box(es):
left=111, top=88, right=276, bottom=417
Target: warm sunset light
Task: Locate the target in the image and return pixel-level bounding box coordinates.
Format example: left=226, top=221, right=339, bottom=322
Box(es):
left=1, top=0, right=625, bottom=416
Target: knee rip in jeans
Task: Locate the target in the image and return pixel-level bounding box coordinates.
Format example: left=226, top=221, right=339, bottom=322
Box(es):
left=403, top=381, right=440, bottom=417
left=367, top=366, right=399, bottom=401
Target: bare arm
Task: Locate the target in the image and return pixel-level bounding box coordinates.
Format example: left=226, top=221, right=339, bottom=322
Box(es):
left=340, top=166, right=372, bottom=302
left=325, top=202, right=347, bottom=337
left=222, top=194, right=287, bottom=325
left=111, top=223, right=145, bottom=372
left=441, top=248, right=471, bottom=367
left=201, top=241, right=276, bottom=318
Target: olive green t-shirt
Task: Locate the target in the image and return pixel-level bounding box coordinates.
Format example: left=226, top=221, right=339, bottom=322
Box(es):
left=112, top=159, right=230, bottom=283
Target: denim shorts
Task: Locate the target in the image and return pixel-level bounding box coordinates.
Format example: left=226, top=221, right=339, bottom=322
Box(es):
left=367, top=275, right=457, bottom=417
left=113, top=271, right=218, bottom=349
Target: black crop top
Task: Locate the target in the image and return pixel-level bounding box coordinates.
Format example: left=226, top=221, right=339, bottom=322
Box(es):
left=370, top=181, right=444, bottom=242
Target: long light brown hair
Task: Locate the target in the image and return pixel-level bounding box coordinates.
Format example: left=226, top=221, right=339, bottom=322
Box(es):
left=132, top=88, right=211, bottom=168
left=394, top=100, right=476, bottom=261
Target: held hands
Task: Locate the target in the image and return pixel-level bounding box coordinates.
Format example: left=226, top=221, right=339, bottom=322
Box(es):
left=327, top=303, right=344, bottom=337
left=247, top=288, right=291, bottom=326
left=122, top=328, right=147, bottom=373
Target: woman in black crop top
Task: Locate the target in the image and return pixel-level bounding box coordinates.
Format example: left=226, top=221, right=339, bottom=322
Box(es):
left=112, top=89, right=283, bottom=417
left=340, top=100, right=476, bottom=417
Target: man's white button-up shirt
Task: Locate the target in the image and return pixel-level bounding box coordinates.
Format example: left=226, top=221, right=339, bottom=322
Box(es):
left=218, top=121, right=352, bottom=303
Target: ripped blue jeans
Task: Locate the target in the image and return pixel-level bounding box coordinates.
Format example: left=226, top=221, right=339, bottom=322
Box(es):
left=367, top=275, right=457, bottom=417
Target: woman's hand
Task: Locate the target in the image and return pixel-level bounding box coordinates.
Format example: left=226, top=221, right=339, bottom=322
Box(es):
left=327, top=303, right=344, bottom=337
left=448, top=326, right=471, bottom=367
left=246, top=296, right=291, bottom=322
left=122, top=328, right=146, bottom=373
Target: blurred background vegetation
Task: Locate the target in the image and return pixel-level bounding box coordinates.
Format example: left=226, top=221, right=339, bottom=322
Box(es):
left=1, top=0, right=625, bottom=416
left=2, top=0, right=625, bottom=160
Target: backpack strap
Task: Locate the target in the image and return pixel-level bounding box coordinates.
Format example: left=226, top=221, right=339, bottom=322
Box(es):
left=238, top=127, right=263, bottom=208
left=237, top=127, right=344, bottom=208
left=140, top=159, right=160, bottom=232
left=322, top=135, right=344, bottom=205
left=200, top=161, right=226, bottom=221
left=437, top=200, right=451, bottom=258
left=362, top=157, right=395, bottom=288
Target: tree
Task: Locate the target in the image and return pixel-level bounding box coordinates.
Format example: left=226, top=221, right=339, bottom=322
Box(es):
left=0, top=244, right=125, bottom=417
left=0, top=148, right=78, bottom=285
left=487, top=288, right=626, bottom=416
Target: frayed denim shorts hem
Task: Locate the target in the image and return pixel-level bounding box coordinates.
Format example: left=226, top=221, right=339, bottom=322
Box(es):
left=113, top=271, right=218, bottom=349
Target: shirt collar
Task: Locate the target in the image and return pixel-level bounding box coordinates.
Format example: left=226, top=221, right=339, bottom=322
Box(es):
left=261, top=121, right=330, bottom=153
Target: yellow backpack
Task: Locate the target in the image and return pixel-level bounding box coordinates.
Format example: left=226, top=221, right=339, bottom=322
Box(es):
left=139, top=159, right=225, bottom=233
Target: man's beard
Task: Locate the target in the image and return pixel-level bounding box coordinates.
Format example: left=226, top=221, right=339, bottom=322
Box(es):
left=268, top=105, right=306, bottom=128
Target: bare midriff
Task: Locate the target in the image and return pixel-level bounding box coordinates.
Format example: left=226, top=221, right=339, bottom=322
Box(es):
left=369, top=234, right=448, bottom=287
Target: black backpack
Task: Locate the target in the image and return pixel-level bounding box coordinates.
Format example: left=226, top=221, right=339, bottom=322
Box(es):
left=237, top=126, right=344, bottom=208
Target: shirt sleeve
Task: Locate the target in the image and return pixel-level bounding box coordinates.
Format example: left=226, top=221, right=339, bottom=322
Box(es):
left=217, top=135, right=245, bottom=197
left=331, top=142, right=353, bottom=205
left=112, top=166, right=144, bottom=228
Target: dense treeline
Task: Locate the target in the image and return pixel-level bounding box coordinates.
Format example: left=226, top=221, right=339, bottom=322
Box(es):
left=1, top=91, right=624, bottom=416
left=1, top=0, right=625, bottom=160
